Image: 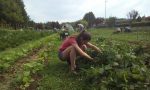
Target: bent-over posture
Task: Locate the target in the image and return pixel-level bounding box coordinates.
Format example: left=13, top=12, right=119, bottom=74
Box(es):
left=58, top=31, right=101, bottom=74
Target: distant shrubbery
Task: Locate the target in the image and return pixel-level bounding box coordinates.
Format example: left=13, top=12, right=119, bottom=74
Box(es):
left=0, top=30, right=53, bottom=52
left=116, top=21, right=150, bottom=27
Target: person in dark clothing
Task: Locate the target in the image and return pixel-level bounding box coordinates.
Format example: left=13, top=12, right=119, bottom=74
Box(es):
left=60, top=26, right=70, bottom=40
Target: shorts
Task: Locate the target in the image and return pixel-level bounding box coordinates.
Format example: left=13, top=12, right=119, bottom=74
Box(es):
left=58, top=51, right=71, bottom=65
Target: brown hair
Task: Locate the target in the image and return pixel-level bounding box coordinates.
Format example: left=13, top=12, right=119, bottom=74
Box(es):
left=76, top=30, right=91, bottom=45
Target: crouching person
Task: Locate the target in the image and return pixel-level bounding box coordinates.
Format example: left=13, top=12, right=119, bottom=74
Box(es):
left=58, top=31, right=101, bottom=74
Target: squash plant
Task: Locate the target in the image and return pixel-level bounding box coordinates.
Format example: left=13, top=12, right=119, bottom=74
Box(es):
left=76, top=37, right=150, bottom=90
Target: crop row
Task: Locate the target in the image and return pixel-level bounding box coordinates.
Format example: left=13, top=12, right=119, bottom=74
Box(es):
left=0, top=34, right=54, bottom=73
left=76, top=37, right=150, bottom=90
left=10, top=36, right=56, bottom=90
left=0, top=30, right=53, bottom=52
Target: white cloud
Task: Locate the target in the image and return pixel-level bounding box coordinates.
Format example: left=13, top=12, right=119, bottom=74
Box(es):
left=23, top=0, right=150, bottom=23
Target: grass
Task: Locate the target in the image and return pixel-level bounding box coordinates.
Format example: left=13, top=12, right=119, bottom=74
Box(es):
left=38, top=36, right=85, bottom=90
left=89, top=28, right=150, bottom=42
left=1, top=28, right=149, bottom=90
left=37, top=28, right=149, bottom=90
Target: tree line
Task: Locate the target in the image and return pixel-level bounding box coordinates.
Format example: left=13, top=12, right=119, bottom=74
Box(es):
left=0, top=0, right=150, bottom=30
left=79, top=10, right=150, bottom=28
left=0, top=0, right=29, bottom=29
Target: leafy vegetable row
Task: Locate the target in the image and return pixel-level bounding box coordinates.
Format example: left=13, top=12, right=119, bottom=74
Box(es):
left=0, top=34, right=54, bottom=73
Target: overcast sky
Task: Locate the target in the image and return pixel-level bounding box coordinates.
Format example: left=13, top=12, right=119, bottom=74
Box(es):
left=23, top=0, right=150, bottom=23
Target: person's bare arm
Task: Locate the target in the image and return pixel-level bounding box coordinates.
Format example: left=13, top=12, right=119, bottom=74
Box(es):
left=86, top=42, right=102, bottom=52
left=72, top=44, right=94, bottom=61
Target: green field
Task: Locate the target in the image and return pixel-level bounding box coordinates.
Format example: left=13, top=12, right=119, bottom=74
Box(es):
left=0, top=30, right=53, bottom=52
left=89, top=28, right=150, bottom=42
left=0, top=28, right=150, bottom=90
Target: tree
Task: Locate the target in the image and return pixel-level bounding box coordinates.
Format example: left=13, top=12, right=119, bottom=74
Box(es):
left=107, top=17, right=116, bottom=27
left=44, top=21, right=61, bottom=30
left=94, top=17, right=104, bottom=26
left=137, top=16, right=142, bottom=22
left=0, top=0, right=30, bottom=29
left=79, top=20, right=88, bottom=29
left=27, top=20, right=35, bottom=27
left=15, top=0, right=29, bottom=23
left=35, top=23, right=44, bottom=30
left=83, top=12, right=96, bottom=27
left=127, top=10, right=139, bottom=22
left=145, top=16, right=150, bottom=21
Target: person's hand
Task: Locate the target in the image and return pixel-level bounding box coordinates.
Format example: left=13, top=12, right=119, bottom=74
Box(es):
left=97, top=48, right=101, bottom=52
left=89, top=57, right=93, bottom=60
left=89, top=57, right=96, bottom=62
left=97, top=48, right=102, bottom=54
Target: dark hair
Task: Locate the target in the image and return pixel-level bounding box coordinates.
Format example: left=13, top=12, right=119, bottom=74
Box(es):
left=76, top=30, right=91, bottom=45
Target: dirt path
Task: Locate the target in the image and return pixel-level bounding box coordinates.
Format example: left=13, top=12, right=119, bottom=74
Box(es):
left=0, top=47, right=45, bottom=90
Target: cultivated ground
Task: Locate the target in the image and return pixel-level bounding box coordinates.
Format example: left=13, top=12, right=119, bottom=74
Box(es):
left=0, top=28, right=150, bottom=90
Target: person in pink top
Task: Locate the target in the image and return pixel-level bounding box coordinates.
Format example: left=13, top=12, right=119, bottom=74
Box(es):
left=58, top=30, right=101, bottom=74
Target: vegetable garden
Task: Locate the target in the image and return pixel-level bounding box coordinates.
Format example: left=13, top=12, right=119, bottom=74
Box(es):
left=0, top=28, right=150, bottom=90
